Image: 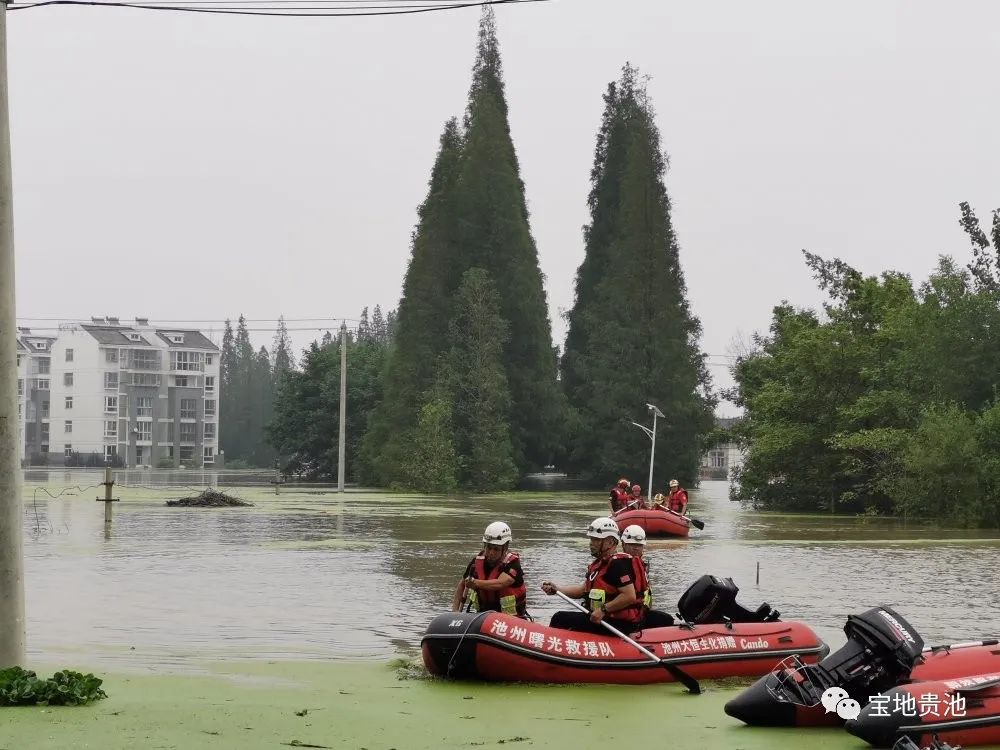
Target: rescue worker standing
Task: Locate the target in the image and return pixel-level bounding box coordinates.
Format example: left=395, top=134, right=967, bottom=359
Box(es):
left=609, top=478, right=631, bottom=513
left=452, top=521, right=528, bottom=619
left=540, top=517, right=643, bottom=635
left=667, top=479, right=688, bottom=515
left=620, top=524, right=675, bottom=629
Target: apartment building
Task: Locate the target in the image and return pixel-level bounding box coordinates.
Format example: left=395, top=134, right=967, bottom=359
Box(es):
left=18, top=317, right=221, bottom=468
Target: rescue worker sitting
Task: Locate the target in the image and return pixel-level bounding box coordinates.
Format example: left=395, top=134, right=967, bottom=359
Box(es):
left=667, top=479, right=688, bottom=515
left=540, top=517, right=643, bottom=635
left=452, top=521, right=528, bottom=619
left=620, top=524, right=675, bottom=628
left=651, top=492, right=668, bottom=511
left=623, top=484, right=645, bottom=510
left=609, top=478, right=631, bottom=513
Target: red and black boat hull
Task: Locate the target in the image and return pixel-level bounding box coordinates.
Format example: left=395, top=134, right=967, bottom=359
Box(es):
left=847, top=673, right=1000, bottom=747
left=421, top=611, right=828, bottom=685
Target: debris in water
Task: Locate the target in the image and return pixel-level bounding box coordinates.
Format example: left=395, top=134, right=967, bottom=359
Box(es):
left=166, top=489, right=253, bottom=507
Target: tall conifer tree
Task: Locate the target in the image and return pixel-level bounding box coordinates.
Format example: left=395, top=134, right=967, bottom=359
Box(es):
left=562, top=64, right=715, bottom=485
left=451, top=6, right=563, bottom=471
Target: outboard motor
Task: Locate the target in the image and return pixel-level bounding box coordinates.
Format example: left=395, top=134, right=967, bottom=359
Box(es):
left=725, top=605, right=926, bottom=726
left=676, top=574, right=780, bottom=624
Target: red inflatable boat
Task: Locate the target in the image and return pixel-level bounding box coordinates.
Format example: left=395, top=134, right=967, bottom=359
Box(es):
left=847, top=672, right=1000, bottom=748
left=421, top=610, right=828, bottom=685
left=725, top=604, right=1000, bottom=728
left=612, top=508, right=691, bottom=537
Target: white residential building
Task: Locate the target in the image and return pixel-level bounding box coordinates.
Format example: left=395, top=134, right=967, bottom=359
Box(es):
left=19, top=317, right=221, bottom=468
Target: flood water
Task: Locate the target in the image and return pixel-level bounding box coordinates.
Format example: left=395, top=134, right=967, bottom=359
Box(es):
left=19, top=473, right=1000, bottom=672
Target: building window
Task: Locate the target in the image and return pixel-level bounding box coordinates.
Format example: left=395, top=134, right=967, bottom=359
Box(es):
left=130, top=350, right=159, bottom=370
left=64, top=444, right=73, bottom=458
left=180, top=399, right=197, bottom=419
left=180, top=446, right=194, bottom=460
left=204, top=399, right=216, bottom=417
left=65, top=348, right=74, bottom=362
left=179, top=423, right=197, bottom=443
left=204, top=446, right=214, bottom=463
left=64, top=372, right=73, bottom=387
left=203, top=423, right=215, bottom=440
left=104, top=445, right=117, bottom=461
left=17, top=379, right=22, bottom=397
left=105, top=396, right=118, bottom=413
left=206, top=354, right=213, bottom=366
left=135, top=422, right=152, bottom=441
left=171, top=351, right=203, bottom=371
left=64, top=420, right=72, bottom=434
left=710, top=450, right=726, bottom=468
left=33, top=378, right=49, bottom=391
left=131, top=373, right=160, bottom=387
left=105, top=349, right=118, bottom=364
left=33, top=357, right=50, bottom=375
left=205, top=376, right=215, bottom=393
left=40, top=423, right=49, bottom=441
left=16, top=354, right=20, bottom=367
left=105, top=420, right=117, bottom=438
left=175, top=376, right=189, bottom=387
left=65, top=396, right=73, bottom=410
left=136, top=397, right=153, bottom=418
left=170, top=334, right=184, bottom=344
left=41, top=400, right=49, bottom=418
left=119, top=396, right=128, bottom=417
left=105, top=372, right=118, bottom=389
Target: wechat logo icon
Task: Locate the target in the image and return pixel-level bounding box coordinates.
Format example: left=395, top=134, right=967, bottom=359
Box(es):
left=821, top=687, right=862, bottom=721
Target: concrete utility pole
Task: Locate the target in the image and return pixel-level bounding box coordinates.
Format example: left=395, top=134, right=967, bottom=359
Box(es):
left=337, top=322, right=347, bottom=493
left=0, top=3, right=26, bottom=669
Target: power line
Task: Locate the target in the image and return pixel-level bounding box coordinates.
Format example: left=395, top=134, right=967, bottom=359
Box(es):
left=7, top=0, right=548, bottom=16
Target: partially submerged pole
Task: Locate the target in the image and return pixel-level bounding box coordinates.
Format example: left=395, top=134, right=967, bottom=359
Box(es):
left=337, top=322, right=347, bottom=493
left=0, top=1, right=25, bottom=669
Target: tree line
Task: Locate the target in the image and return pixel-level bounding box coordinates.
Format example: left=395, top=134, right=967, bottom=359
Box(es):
left=218, top=8, right=716, bottom=491
left=727, top=203, right=1000, bottom=526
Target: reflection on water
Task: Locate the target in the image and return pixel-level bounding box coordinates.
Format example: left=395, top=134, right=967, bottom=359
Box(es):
left=21, top=478, right=1000, bottom=671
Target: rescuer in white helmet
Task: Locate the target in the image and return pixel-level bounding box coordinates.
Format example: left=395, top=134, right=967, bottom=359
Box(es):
left=452, top=521, right=528, bottom=619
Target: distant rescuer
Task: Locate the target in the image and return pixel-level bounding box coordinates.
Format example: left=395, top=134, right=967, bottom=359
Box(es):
left=667, top=479, right=688, bottom=514
left=540, top=517, right=643, bottom=635
left=628, top=484, right=645, bottom=509
left=452, top=522, right=528, bottom=619
left=609, top=478, right=631, bottom=513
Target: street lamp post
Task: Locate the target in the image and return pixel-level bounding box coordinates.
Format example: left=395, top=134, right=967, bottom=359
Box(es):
left=630, top=403, right=665, bottom=504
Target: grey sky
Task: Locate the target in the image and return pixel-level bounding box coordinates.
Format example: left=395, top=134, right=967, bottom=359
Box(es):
left=8, top=0, right=1000, bottom=415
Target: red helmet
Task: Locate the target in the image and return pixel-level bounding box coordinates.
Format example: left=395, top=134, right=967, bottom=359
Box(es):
left=632, top=484, right=641, bottom=493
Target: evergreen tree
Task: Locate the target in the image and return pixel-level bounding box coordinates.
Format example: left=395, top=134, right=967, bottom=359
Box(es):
left=450, top=6, right=564, bottom=472
left=362, top=118, right=464, bottom=485
left=440, top=268, right=518, bottom=490
left=561, top=64, right=715, bottom=485
left=219, top=319, right=236, bottom=460
left=271, top=315, right=296, bottom=379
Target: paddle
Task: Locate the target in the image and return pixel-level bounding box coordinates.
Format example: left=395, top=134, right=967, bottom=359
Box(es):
left=666, top=509, right=705, bottom=531
left=555, top=591, right=701, bottom=694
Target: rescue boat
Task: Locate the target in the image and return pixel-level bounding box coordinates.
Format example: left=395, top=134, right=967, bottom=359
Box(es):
left=724, top=604, right=1000, bottom=728
left=847, top=672, right=1000, bottom=748
left=612, top=508, right=691, bottom=537
left=421, top=610, right=828, bottom=684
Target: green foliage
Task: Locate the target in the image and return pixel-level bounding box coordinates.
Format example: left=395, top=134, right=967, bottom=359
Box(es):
left=560, top=63, right=715, bottom=486
left=0, top=667, right=107, bottom=707
left=731, top=205, right=1000, bottom=525
left=395, top=395, right=460, bottom=494
left=441, top=269, right=519, bottom=491
left=364, top=6, right=564, bottom=485
left=267, top=309, right=393, bottom=482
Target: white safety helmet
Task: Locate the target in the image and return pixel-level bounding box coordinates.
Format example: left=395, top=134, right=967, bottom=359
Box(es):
left=482, top=521, right=512, bottom=546
left=621, top=524, right=646, bottom=546
left=587, top=517, right=620, bottom=541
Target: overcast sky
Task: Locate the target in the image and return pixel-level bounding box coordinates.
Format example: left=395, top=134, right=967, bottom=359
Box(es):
left=8, top=0, right=1000, bottom=415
